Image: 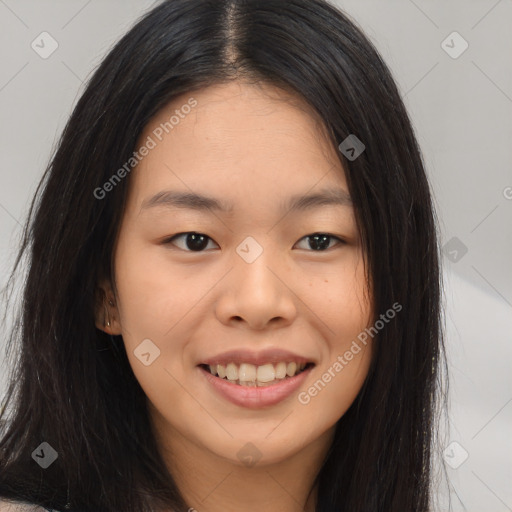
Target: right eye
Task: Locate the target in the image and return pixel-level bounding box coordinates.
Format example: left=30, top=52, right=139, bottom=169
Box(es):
left=162, top=232, right=220, bottom=252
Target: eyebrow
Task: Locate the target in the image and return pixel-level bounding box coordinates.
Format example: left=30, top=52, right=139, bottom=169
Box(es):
left=140, top=187, right=352, bottom=214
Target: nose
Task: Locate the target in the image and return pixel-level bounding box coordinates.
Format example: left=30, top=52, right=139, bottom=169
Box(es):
left=215, top=240, right=298, bottom=330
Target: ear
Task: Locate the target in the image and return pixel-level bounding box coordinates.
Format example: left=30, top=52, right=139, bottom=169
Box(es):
left=94, top=280, right=122, bottom=335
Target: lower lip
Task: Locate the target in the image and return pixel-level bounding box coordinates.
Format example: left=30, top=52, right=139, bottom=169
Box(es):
left=198, top=365, right=313, bottom=409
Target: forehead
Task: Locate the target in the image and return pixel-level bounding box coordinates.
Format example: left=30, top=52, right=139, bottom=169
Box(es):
left=127, top=80, right=348, bottom=211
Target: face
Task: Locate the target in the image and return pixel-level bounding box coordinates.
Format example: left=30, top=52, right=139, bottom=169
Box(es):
left=97, top=80, right=373, bottom=472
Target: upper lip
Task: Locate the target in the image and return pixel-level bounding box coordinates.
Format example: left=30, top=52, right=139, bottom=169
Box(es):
left=200, top=348, right=315, bottom=367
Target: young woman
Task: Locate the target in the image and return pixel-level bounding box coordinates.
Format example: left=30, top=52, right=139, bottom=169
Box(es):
left=0, top=0, right=446, bottom=511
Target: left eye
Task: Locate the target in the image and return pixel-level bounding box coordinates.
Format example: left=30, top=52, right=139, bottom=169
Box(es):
left=294, top=233, right=345, bottom=251
left=163, top=232, right=345, bottom=252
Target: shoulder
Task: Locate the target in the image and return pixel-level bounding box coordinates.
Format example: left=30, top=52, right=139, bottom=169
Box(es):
left=0, top=500, right=55, bottom=512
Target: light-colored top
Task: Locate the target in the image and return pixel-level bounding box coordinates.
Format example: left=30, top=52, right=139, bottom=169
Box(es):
left=0, top=501, right=56, bottom=512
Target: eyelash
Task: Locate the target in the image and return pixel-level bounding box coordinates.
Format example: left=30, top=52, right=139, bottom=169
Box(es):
left=162, top=232, right=346, bottom=252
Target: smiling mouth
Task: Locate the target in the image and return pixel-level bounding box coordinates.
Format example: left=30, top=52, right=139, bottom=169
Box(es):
left=199, top=362, right=315, bottom=387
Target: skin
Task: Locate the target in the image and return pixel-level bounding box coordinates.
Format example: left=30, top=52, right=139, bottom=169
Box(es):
left=96, top=80, right=374, bottom=512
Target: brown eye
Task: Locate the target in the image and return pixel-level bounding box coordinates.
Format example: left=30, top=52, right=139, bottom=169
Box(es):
left=164, top=232, right=219, bottom=252
left=294, top=233, right=345, bottom=251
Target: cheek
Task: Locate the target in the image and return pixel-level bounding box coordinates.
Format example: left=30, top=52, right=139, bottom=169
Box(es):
left=113, top=235, right=196, bottom=339
left=112, top=235, right=206, bottom=399
left=310, top=249, right=372, bottom=340
left=296, top=346, right=372, bottom=438
left=296, top=250, right=372, bottom=422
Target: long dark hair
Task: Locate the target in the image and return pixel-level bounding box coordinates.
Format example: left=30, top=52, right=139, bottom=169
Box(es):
left=0, top=0, right=447, bottom=510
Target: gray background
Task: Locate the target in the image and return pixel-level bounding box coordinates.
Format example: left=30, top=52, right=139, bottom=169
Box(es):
left=0, top=1, right=511, bottom=510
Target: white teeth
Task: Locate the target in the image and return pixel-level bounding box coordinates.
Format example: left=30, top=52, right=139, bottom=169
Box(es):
left=256, top=363, right=275, bottom=383
left=275, top=362, right=287, bottom=379
left=286, top=362, right=297, bottom=377
left=205, top=360, right=309, bottom=384
left=238, top=363, right=256, bottom=381
left=225, top=363, right=238, bottom=381
left=256, top=380, right=275, bottom=387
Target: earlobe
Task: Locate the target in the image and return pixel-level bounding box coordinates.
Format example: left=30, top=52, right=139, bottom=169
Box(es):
left=94, top=283, right=122, bottom=335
